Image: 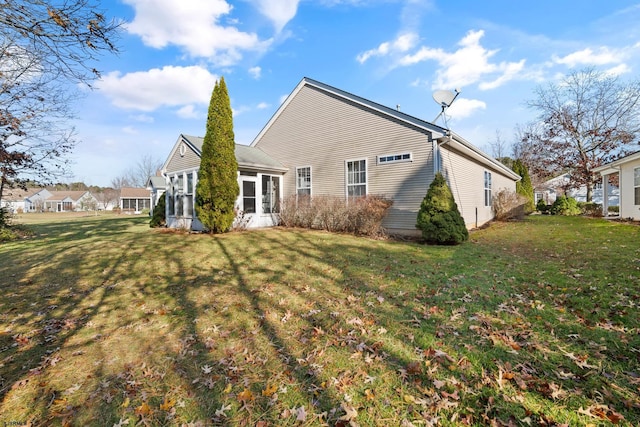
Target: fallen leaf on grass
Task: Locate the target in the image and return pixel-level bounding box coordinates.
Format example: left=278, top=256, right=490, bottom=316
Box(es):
left=262, top=383, right=278, bottom=397
left=134, top=402, right=151, bottom=416
left=215, top=403, right=231, bottom=417
left=578, top=404, right=625, bottom=424
left=159, top=396, right=175, bottom=411
left=339, top=402, right=358, bottom=422
left=406, top=361, right=422, bottom=375
left=296, top=406, right=307, bottom=421
left=237, top=388, right=254, bottom=402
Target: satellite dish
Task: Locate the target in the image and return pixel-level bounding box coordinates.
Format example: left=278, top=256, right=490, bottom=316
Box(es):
left=432, top=88, right=461, bottom=125
left=432, top=90, right=457, bottom=107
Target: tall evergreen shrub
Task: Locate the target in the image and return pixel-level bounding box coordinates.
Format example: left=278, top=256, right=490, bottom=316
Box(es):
left=149, top=193, right=166, bottom=228
left=512, top=159, right=535, bottom=213
left=416, top=172, right=468, bottom=245
left=195, top=77, right=239, bottom=233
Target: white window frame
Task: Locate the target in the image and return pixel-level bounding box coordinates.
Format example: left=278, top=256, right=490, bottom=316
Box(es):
left=345, top=158, right=367, bottom=198
left=377, top=152, right=412, bottom=165
left=484, top=170, right=492, bottom=207
left=296, top=166, right=312, bottom=197
left=241, top=177, right=257, bottom=214
left=261, top=174, right=281, bottom=214
left=634, top=167, right=640, bottom=205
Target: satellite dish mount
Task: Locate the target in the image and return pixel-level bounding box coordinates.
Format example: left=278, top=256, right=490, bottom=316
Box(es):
left=432, top=89, right=460, bottom=127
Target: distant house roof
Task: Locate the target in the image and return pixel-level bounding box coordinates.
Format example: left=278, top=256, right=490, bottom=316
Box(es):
left=181, top=134, right=287, bottom=173
left=147, top=176, right=167, bottom=189
left=121, top=187, right=150, bottom=198
left=46, top=191, right=90, bottom=202
left=1, top=187, right=43, bottom=201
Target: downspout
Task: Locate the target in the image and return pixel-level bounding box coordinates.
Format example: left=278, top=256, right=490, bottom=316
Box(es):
left=435, top=132, right=464, bottom=218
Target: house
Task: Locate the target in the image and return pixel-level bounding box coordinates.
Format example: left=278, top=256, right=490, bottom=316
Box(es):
left=250, top=77, right=519, bottom=233
left=161, top=78, right=519, bottom=234
left=0, top=188, right=50, bottom=213
left=146, top=175, right=168, bottom=212
left=119, top=187, right=152, bottom=214
left=534, top=173, right=619, bottom=206
left=43, top=191, right=98, bottom=212
left=162, top=134, right=287, bottom=230
left=593, top=151, right=640, bottom=220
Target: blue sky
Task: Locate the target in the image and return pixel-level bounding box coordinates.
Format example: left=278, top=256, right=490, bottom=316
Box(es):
left=70, top=0, right=640, bottom=186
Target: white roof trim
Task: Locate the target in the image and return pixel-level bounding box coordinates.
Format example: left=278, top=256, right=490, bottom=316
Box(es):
left=250, top=77, right=447, bottom=147
left=593, top=151, right=640, bottom=174
left=439, top=132, right=522, bottom=181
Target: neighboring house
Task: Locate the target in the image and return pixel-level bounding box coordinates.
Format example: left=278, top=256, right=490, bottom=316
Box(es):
left=120, top=187, right=152, bottom=213
left=162, top=134, right=288, bottom=230
left=147, top=175, right=167, bottom=212
left=43, top=191, right=98, bottom=212
left=593, top=151, right=640, bottom=220
left=26, top=189, right=52, bottom=212
left=161, top=77, right=519, bottom=234
left=534, top=173, right=619, bottom=206
left=0, top=188, right=49, bottom=213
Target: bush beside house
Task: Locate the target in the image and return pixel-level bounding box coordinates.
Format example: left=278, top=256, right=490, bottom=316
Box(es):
left=149, top=194, right=166, bottom=228
left=416, top=172, right=468, bottom=245
left=279, top=195, right=392, bottom=237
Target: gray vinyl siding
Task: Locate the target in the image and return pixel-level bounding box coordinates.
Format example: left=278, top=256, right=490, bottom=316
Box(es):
left=254, top=85, right=435, bottom=232
left=440, top=145, right=516, bottom=228
left=165, top=143, right=200, bottom=173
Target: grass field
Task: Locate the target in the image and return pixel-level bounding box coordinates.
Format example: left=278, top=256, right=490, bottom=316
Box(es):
left=0, top=214, right=638, bottom=426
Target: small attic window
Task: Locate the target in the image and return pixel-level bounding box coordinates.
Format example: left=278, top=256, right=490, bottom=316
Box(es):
left=179, top=143, right=186, bottom=156
left=377, top=152, right=412, bottom=165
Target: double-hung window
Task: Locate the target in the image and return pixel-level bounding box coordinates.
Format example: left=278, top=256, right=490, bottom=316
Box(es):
left=242, top=180, right=256, bottom=213
left=635, top=167, right=640, bottom=205
left=175, top=173, right=184, bottom=216
left=346, top=159, right=367, bottom=198
left=296, top=166, right=311, bottom=196
left=185, top=172, right=194, bottom=217
left=168, top=177, right=175, bottom=216
left=484, top=171, right=492, bottom=207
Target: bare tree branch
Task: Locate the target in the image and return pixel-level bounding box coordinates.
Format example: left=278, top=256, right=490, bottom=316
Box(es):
left=0, top=0, right=121, bottom=200
left=516, top=68, right=640, bottom=201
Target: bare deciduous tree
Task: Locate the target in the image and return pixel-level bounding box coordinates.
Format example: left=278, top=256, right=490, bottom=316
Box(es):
left=0, top=0, right=121, bottom=200
left=129, top=154, right=164, bottom=188
left=517, top=68, right=640, bottom=201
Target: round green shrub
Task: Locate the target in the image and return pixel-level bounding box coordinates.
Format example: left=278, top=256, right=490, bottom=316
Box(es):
left=536, top=198, right=549, bottom=214
left=551, top=196, right=581, bottom=216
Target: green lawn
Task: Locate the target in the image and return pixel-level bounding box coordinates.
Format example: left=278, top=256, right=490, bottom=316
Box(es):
left=0, top=214, right=638, bottom=426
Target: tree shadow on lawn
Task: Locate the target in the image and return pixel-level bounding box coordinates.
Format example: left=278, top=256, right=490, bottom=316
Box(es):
left=1, top=220, right=639, bottom=425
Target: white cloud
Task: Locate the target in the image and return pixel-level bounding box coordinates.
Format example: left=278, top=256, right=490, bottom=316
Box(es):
left=176, top=105, right=200, bottom=119
left=604, top=63, right=631, bottom=76
left=98, top=65, right=219, bottom=111
left=122, top=126, right=138, bottom=134
left=446, top=98, right=486, bottom=120
left=553, top=47, right=625, bottom=67
left=253, top=0, right=299, bottom=32
left=257, top=102, right=270, bottom=109
left=249, top=66, right=262, bottom=79
left=479, top=59, right=526, bottom=90
left=356, top=33, right=418, bottom=63
left=124, top=0, right=269, bottom=65
left=130, top=114, right=154, bottom=123
left=402, top=30, right=525, bottom=90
